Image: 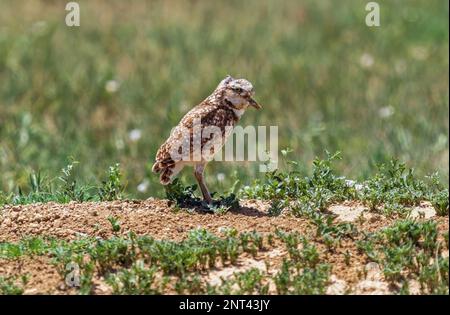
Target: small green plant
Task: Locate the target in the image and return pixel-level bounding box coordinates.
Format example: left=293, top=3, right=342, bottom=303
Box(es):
left=241, top=151, right=356, bottom=215
left=429, top=189, right=449, bottom=216
left=12, top=171, right=56, bottom=205
left=234, top=268, right=269, bottom=294
left=360, top=159, right=430, bottom=216
left=174, top=273, right=205, bottom=294
left=208, top=268, right=269, bottom=295
left=78, top=261, right=95, bottom=295
left=209, top=193, right=239, bottom=214
left=358, top=219, right=449, bottom=294
left=276, top=230, right=321, bottom=268
left=274, top=259, right=330, bottom=295
left=268, top=199, right=286, bottom=217
left=210, top=204, right=229, bottom=215
left=166, top=178, right=239, bottom=214
left=107, top=261, right=161, bottom=295
left=344, top=250, right=351, bottom=266
left=443, top=231, right=449, bottom=249
left=0, top=191, right=11, bottom=207
left=107, top=216, right=121, bottom=233
left=165, top=178, right=200, bottom=207
left=0, top=276, right=25, bottom=295
left=57, top=161, right=91, bottom=203
left=98, top=164, right=124, bottom=201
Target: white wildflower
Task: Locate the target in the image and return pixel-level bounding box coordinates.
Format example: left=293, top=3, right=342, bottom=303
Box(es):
left=359, top=53, right=374, bottom=68
left=345, top=179, right=366, bottom=191
left=128, top=129, right=142, bottom=142
left=137, top=179, right=149, bottom=193
left=217, top=173, right=225, bottom=182
left=105, top=80, right=120, bottom=93
left=378, top=105, right=394, bottom=119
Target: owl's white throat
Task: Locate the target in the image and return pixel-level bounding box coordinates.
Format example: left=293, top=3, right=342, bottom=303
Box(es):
left=224, top=97, right=246, bottom=118
left=231, top=107, right=246, bottom=118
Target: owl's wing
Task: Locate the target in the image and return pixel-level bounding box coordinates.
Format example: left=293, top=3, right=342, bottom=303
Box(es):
left=152, top=104, right=235, bottom=172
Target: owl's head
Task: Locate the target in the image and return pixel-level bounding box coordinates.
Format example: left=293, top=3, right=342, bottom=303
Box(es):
left=216, top=75, right=261, bottom=110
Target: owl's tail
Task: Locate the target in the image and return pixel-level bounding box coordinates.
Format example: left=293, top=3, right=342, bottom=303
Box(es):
left=152, top=160, right=183, bottom=185
left=151, top=161, right=164, bottom=173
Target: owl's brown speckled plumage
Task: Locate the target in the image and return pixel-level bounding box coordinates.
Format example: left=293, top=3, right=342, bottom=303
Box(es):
left=152, top=75, right=261, bottom=203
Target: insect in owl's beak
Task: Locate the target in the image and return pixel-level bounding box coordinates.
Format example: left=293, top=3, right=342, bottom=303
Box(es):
left=249, top=97, right=262, bottom=109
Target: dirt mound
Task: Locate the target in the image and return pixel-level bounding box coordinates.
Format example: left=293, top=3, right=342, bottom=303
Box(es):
left=0, top=199, right=313, bottom=242
left=0, top=199, right=447, bottom=295
left=1, top=199, right=408, bottom=242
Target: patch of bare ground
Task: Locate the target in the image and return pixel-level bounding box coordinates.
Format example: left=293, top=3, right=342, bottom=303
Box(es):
left=0, top=256, right=65, bottom=294
left=0, top=199, right=447, bottom=295
left=0, top=199, right=312, bottom=242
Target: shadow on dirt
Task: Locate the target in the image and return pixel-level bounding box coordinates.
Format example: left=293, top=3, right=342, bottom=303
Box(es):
left=170, top=198, right=268, bottom=217
left=165, top=179, right=269, bottom=217
left=228, top=205, right=268, bottom=217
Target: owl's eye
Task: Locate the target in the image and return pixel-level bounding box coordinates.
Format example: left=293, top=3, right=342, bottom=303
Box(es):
left=233, top=87, right=243, bottom=93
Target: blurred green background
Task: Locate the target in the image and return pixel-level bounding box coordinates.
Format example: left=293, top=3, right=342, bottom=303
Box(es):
left=0, top=0, right=448, bottom=198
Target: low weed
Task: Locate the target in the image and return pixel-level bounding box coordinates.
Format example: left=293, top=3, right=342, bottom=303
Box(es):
left=357, top=220, right=449, bottom=294
left=360, top=161, right=448, bottom=217
left=209, top=268, right=269, bottom=295
left=241, top=151, right=356, bottom=213
left=0, top=276, right=26, bottom=295
left=107, top=216, right=121, bottom=233
left=98, top=164, right=125, bottom=201
left=241, top=151, right=448, bottom=220
left=57, top=161, right=92, bottom=203
left=274, top=259, right=330, bottom=295
left=107, top=261, right=162, bottom=295
left=273, top=230, right=330, bottom=294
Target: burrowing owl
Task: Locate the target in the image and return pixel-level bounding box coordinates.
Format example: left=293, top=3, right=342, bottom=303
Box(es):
left=152, top=75, right=261, bottom=203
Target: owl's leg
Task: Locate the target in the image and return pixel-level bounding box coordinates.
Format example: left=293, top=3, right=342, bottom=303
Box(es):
left=194, top=164, right=212, bottom=204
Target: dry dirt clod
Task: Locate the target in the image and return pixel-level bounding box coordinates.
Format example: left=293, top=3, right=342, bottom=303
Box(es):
left=410, top=202, right=436, bottom=219
left=328, top=204, right=367, bottom=222
left=326, top=275, right=347, bottom=295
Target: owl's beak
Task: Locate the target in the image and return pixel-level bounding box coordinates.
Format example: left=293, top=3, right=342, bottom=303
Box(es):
left=249, top=97, right=262, bottom=109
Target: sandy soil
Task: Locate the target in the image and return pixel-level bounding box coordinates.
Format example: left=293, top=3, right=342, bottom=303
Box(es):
left=0, top=199, right=447, bottom=295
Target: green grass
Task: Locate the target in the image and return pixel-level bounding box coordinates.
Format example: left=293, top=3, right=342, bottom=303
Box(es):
left=0, top=161, right=126, bottom=206
left=0, top=0, right=448, bottom=199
